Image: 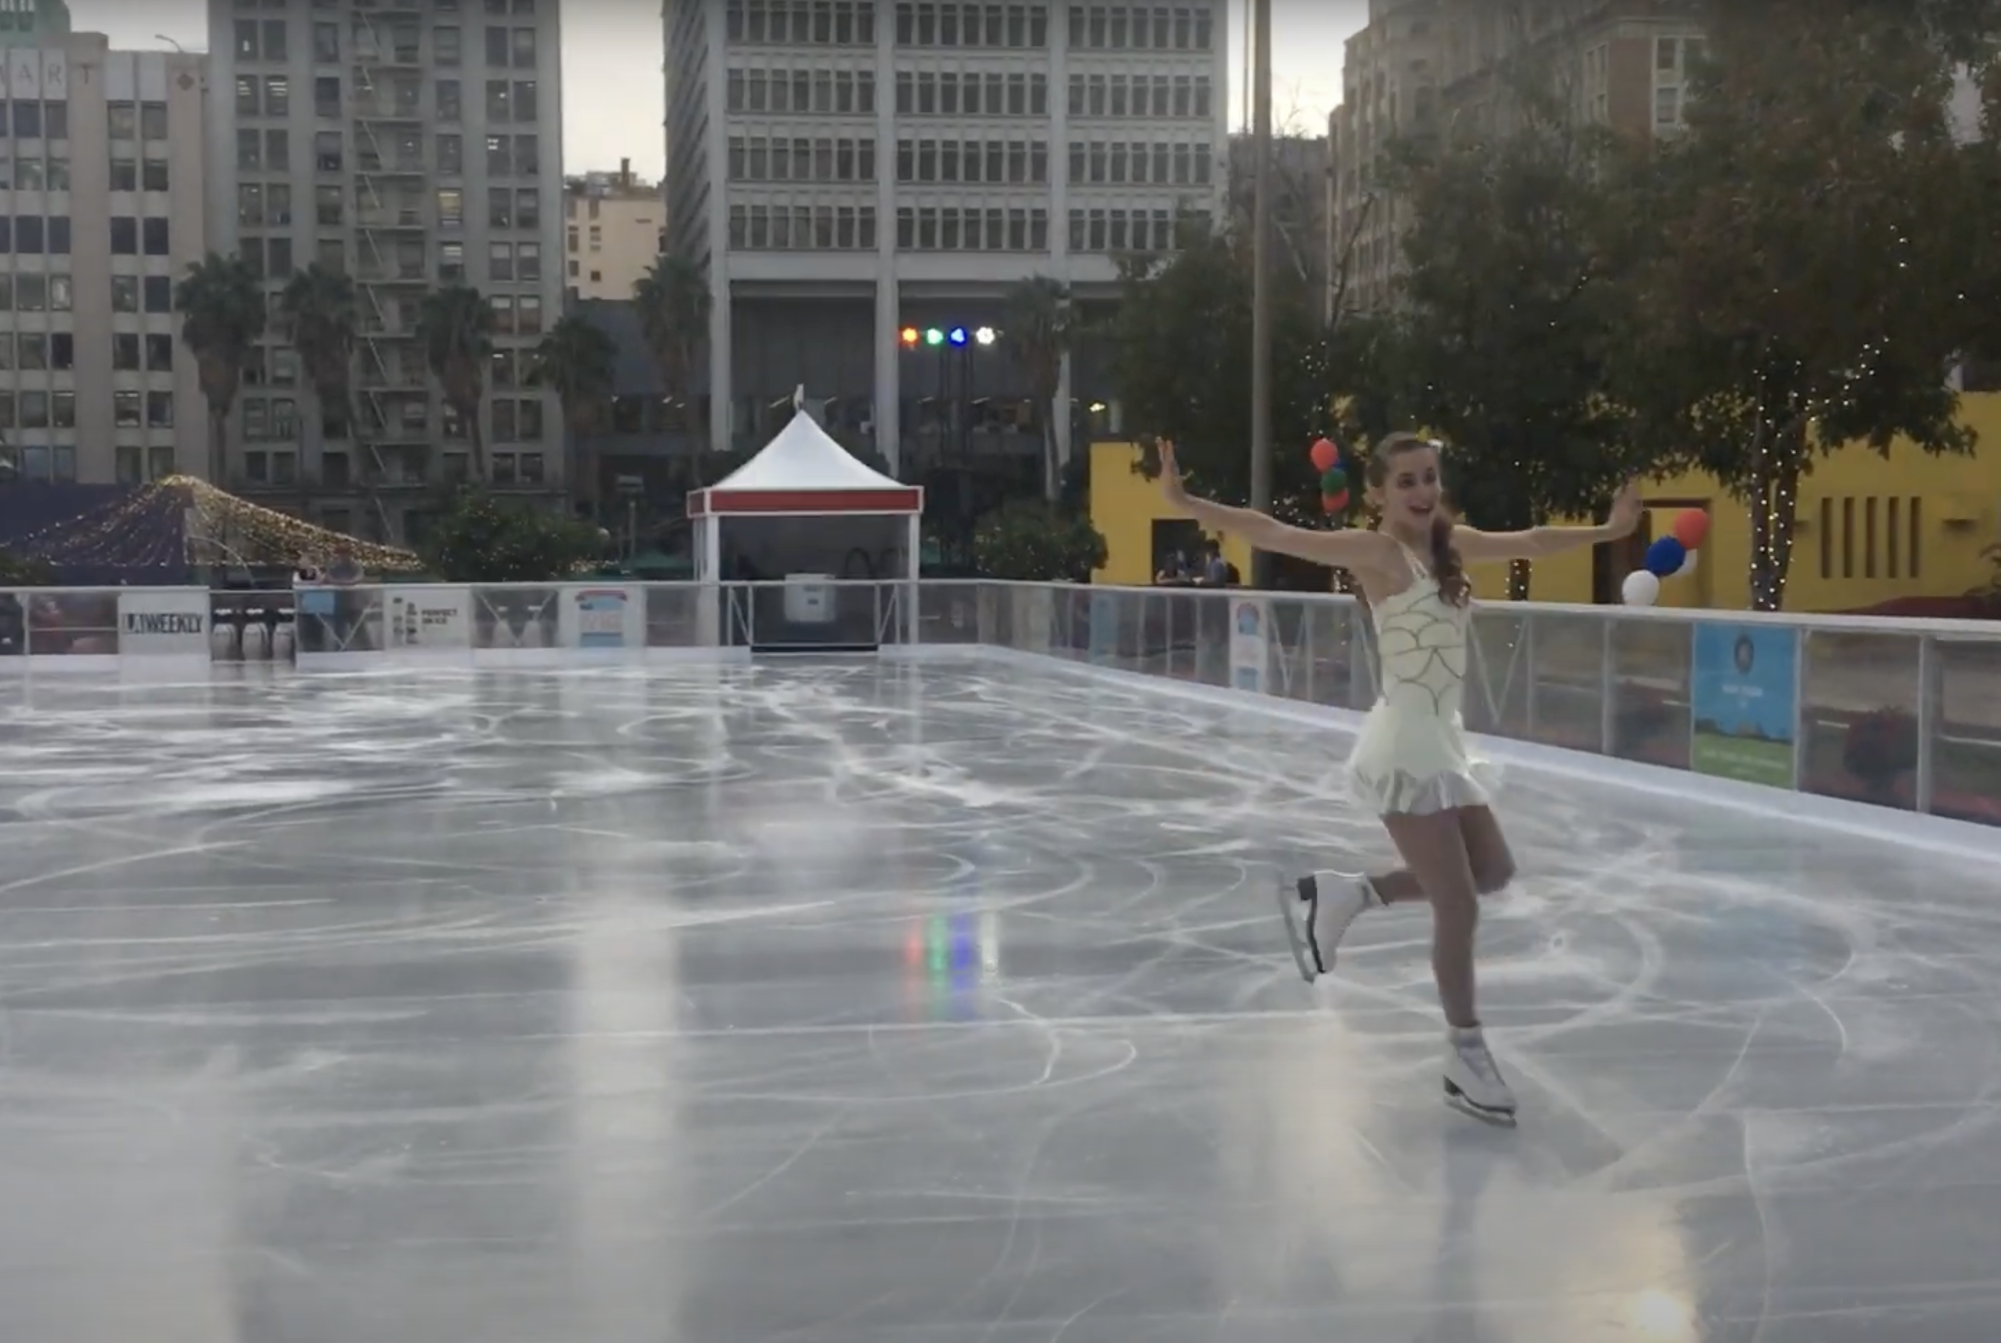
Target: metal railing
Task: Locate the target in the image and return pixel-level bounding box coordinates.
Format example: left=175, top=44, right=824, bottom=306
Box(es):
left=7, top=577, right=1997, bottom=830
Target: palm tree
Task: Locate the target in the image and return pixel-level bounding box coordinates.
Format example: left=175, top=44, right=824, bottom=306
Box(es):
left=278, top=261, right=358, bottom=461
left=1001, top=276, right=1074, bottom=501
left=632, top=254, right=711, bottom=446
left=175, top=253, right=267, bottom=483
left=416, top=283, right=496, bottom=480
left=532, top=313, right=618, bottom=515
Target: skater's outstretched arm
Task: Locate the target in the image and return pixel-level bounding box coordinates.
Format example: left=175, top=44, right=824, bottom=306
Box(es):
left=1452, top=482, right=1645, bottom=562
left=1157, top=441, right=1397, bottom=573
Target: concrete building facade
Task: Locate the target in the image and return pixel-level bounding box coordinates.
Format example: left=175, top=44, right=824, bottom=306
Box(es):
left=1326, top=0, right=1702, bottom=319
left=665, top=0, right=1230, bottom=476
left=205, top=0, right=567, bottom=543
left=564, top=160, right=663, bottom=303
left=0, top=36, right=212, bottom=488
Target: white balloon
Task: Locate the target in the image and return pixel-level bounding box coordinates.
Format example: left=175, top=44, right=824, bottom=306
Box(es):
left=1674, top=549, right=1698, bottom=579
left=1622, top=570, right=1662, bottom=606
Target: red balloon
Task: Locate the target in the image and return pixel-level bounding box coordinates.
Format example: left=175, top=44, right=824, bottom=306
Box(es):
left=1309, top=437, right=1339, bottom=472
left=1322, top=489, right=1349, bottom=513
left=1671, top=508, right=1709, bottom=550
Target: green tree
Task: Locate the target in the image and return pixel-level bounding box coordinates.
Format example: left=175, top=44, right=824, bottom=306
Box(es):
left=416, top=283, right=497, bottom=481
left=278, top=263, right=384, bottom=531
left=633, top=254, right=711, bottom=449
left=174, top=253, right=267, bottom=483
left=1381, top=94, right=1643, bottom=597
left=0, top=547, right=55, bottom=585
left=533, top=314, right=618, bottom=514
left=1108, top=224, right=1331, bottom=524
left=419, top=488, right=604, bottom=583
left=999, top=275, right=1074, bottom=501
left=972, top=500, right=1107, bottom=582
left=1611, top=0, right=1997, bottom=609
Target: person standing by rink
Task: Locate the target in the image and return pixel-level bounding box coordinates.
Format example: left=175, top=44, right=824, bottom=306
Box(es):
left=1158, top=434, right=1642, bottom=1124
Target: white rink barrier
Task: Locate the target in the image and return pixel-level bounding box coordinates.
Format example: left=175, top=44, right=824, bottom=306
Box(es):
left=4, top=577, right=1999, bottom=832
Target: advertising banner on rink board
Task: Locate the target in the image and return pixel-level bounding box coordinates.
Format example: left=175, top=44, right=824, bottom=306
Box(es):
left=381, top=587, right=471, bottom=651
left=561, top=585, right=644, bottom=649
left=1228, top=597, right=1270, bottom=693
left=117, top=589, right=210, bottom=655
left=1690, top=623, right=1800, bottom=788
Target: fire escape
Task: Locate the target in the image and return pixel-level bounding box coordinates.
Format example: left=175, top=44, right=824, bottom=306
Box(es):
left=350, top=3, right=431, bottom=536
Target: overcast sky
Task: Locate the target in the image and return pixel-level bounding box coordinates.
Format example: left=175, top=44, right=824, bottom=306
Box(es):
left=71, top=0, right=1368, bottom=176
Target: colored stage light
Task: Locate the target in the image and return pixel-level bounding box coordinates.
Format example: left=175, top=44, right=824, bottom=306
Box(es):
left=947, top=326, right=969, bottom=347
left=899, top=326, right=919, bottom=347
left=924, top=327, right=945, bottom=346
left=974, top=326, right=997, bottom=346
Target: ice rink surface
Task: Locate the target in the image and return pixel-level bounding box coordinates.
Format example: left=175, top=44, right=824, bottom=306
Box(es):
left=1, top=658, right=1999, bottom=1343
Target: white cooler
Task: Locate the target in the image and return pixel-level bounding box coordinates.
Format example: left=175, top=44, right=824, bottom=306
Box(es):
left=783, top=574, right=836, bottom=624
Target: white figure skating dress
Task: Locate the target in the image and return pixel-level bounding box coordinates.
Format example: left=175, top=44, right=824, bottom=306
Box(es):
left=1346, top=540, right=1500, bottom=817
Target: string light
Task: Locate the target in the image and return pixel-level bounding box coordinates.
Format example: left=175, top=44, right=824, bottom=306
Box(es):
left=4, top=476, right=422, bottom=573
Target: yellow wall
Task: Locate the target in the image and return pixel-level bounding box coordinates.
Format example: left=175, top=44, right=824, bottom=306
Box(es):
left=1090, top=440, right=1254, bottom=584
left=1093, top=394, right=2001, bottom=610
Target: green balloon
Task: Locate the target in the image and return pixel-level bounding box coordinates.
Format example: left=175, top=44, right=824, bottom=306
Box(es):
left=1321, top=467, right=1347, bottom=493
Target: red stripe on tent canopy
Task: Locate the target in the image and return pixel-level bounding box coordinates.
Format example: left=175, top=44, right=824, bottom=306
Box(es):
left=689, top=488, right=924, bottom=515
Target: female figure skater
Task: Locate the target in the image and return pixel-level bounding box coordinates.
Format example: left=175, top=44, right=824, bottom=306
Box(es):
left=1158, top=434, right=1641, bottom=1123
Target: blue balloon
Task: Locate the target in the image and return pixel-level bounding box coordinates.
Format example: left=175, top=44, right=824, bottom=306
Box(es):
left=1645, top=536, right=1687, bottom=578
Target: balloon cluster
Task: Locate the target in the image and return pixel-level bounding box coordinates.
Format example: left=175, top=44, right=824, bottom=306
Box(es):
left=1621, top=508, right=1709, bottom=606
left=1309, top=437, right=1351, bottom=521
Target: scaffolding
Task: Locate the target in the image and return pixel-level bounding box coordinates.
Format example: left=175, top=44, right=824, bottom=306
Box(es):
left=349, top=0, right=433, bottom=538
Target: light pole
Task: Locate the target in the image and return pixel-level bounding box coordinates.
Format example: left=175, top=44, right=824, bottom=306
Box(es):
left=1248, top=0, right=1274, bottom=587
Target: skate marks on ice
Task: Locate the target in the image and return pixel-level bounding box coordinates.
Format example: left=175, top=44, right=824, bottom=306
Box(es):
left=0, top=662, right=1998, bottom=1341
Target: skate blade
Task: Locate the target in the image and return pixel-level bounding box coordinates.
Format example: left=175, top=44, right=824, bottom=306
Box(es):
left=1444, top=1087, right=1518, bottom=1128
left=1274, top=879, right=1320, bottom=985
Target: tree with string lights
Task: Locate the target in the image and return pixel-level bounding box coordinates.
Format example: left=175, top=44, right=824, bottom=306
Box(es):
left=1609, top=0, right=2001, bottom=610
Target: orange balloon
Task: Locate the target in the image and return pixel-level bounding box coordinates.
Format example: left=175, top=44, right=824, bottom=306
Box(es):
left=1309, top=438, right=1339, bottom=472
left=1671, top=509, right=1709, bottom=549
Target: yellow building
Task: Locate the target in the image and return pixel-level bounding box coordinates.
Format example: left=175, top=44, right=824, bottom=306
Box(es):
left=565, top=164, right=663, bottom=303
left=1090, top=394, right=2001, bottom=611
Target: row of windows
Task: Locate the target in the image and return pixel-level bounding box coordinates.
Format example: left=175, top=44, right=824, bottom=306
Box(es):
left=230, top=0, right=539, bottom=11
left=893, top=3, right=1050, bottom=46
left=728, top=0, right=879, bottom=45
left=899, top=137, right=1047, bottom=182
left=727, top=67, right=876, bottom=115
left=0, top=390, right=173, bottom=431
left=0, top=384, right=173, bottom=430
left=242, top=181, right=546, bottom=231
left=1069, top=5, right=1213, bottom=50
left=0, top=157, right=80, bottom=192
left=729, top=135, right=882, bottom=182
left=728, top=200, right=1198, bottom=252
left=0, top=271, right=75, bottom=312
left=0, top=101, right=71, bottom=140
left=245, top=17, right=541, bottom=70
left=1066, top=71, right=1212, bottom=119
left=238, top=128, right=541, bottom=180
left=0, top=217, right=172, bottom=256
left=728, top=203, right=881, bottom=250
left=275, top=75, right=543, bottom=126
left=894, top=70, right=1048, bottom=116
left=1068, top=138, right=1212, bottom=185
left=236, top=393, right=548, bottom=445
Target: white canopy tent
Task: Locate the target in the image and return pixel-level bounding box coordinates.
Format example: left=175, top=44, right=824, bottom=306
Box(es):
left=687, top=389, right=924, bottom=648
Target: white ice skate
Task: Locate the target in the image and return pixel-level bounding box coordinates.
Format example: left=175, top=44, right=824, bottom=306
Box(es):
left=1443, top=1026, right=1518, bottom=1126
left=1276, top=871, right=1379, bottom=984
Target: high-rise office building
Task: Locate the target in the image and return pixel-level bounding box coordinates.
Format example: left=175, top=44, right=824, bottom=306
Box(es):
left=664, top=0, right=1229, bottom=476
left=0, top=33, right=212, bottom=487
left=206, top=0, right=566, bottom=543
